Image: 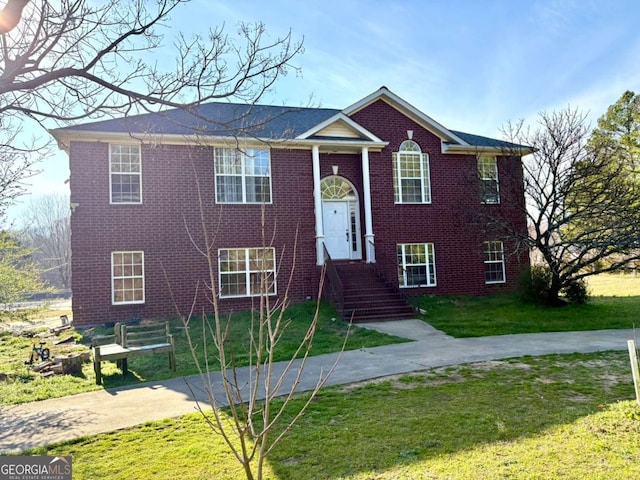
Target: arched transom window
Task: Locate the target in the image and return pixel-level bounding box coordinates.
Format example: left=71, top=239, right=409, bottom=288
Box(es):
left=392, top=140, right=431, bottom=203
left=321, top=176, right=357, bottom=200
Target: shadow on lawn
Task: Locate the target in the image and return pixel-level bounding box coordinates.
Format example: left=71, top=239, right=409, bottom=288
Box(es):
left=264, top=351, right=634, bottom=479
left=89, top=301, right=409, bottom=389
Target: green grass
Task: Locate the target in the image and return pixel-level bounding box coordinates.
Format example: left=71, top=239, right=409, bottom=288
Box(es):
left=587, top=272, right=640, bottom=296
left=414, top=273, right=640, bottom=337
left=0, top=301, right=407, bottom=405
left=28, top=351, right=640, bottom=479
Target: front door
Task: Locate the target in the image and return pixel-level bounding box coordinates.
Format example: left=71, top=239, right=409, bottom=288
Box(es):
left=323, top=201, right=351, bottom=259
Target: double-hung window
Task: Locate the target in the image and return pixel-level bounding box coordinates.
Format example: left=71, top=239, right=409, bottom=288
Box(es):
left=214, top=148, right=271, bottom=203
left=484, top=241, right=505, bottom=284
left=112, top=251, right=145, bottom=304
left=392, top=140, right=431, bottom=203
left=397, top=243, right=437, bottom=287
left=110, top=144, right=142, bottom=203
left=218, top=247, right=276, bottom=297
left=478, top=156, right=500, bottom=204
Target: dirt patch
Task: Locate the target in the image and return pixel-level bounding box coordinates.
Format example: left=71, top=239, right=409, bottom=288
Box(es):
left=338, top=362, right=516, bottom=392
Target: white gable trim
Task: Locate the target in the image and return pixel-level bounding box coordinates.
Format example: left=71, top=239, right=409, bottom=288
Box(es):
left=343, top=87, right=469, bottom=146
left=296, top=113, right=384, bottom=143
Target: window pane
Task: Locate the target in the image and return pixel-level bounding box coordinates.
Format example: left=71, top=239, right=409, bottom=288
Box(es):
left=249, top=272, right=276, bottom=295
left=478, top=157, right=499, bottom=204
left=484, top=241, right=505, bottom=283
left=481, top=179, right=499, bottom=204
left=393, top=142, right=429, bottom=204
left=400, top=179, right=422, bottom=203
left=406, top=266, right=427, bottom=286
left=219, top=247, right=276, bottom=297
left=111, top=174, right=141, bottom=203
left=221, top=272, right=247, bottom=296
left=112, top=251, right=144, bottom=304
left=244, top=149, right=270, bottom=175
left=397, top=243, right=436, bottom=287
left=245, top=176, right=271, bottom=203
left=216, top=176, right=243, bottom=203
left=215, top=148, right=242, bottom=174
left=215, top=148, right=271, bottom=204
left=110, top=145, right=141, bottom=203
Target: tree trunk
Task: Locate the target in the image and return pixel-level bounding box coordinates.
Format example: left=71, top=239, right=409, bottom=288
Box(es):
left=547, top=273, right=564, bottom=306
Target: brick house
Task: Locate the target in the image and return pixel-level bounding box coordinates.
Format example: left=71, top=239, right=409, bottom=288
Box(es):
left=51, top=87, right=530, bottom=326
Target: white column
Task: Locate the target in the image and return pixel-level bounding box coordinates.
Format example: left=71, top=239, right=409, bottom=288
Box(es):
left=361, top=147, right=375, bottom=263
left=312, top=145, right=324, bottom=265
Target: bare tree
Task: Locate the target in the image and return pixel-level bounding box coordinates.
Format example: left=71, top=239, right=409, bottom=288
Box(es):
left=164, top=153, right=346, bottom=480
left=487, top=108, right=640, bottom=305
left=0, top=125, right=46, bottom=222
left=19, top=192, right=71, bottom=290
left=0, top=0, right=302, bottom=218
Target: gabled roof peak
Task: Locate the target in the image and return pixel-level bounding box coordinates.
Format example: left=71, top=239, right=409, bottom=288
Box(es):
left=342, top=87, right=467, bottom=145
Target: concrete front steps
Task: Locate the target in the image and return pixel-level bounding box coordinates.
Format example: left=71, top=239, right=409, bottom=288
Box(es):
left=334, top=262, right=415, bottom=322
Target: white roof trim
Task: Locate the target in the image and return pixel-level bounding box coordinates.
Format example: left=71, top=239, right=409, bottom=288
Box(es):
left=442, top=143, right=534, bottom=155
left=296, top=113, right=384, bottom=142
left=343, top=86, right=469, bottom=145
left=49, top=128, right=388, bottom=153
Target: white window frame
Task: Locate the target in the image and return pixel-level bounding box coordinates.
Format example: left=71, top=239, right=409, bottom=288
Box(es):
left=484, top=241, right=506, bottom=284
left=111, top=251, right=145, bottom=305
left=109, top=144, right=142, bottom=204
left=478, top=155, right=500, bottom=204
left=397, top=243, right=437, bottom=288
left=218, top=247, right=277, bottom=298
left=392, top=140, right=431, bottom=204
left=214, top=148, right=272, bottom=204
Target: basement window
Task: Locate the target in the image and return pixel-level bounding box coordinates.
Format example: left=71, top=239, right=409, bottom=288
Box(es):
left=111, top=251, right=145, bottom=304
left=218, top=247, right=276, bottom=297
left=397, top=243, right=436, bottom=287
left=484, top=241, right=506, bottom=284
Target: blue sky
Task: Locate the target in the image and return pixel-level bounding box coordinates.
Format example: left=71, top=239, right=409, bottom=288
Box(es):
left=8, top=0, right=640, bottom=221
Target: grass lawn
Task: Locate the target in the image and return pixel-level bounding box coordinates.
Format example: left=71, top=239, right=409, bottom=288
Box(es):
left=414, top=273, right=640, bottom=337
left=0, top=301, right=407, bottom=405
left=28, top=351, right=640, bottom=479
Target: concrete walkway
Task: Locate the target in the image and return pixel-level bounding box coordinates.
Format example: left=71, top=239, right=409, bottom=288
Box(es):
left=0, top=320, right=635, bottom=453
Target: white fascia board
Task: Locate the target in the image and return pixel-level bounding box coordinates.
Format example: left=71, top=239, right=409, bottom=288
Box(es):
left=49, top=128, right=388, bottom=153
left=49, top=129, right=282, bottom=152
left=343, top=86, right=469, bottom=146
left=291, top=138, right=388, bottom=151
left=441, top=142, right=534, bottom=156
left=295, top=113, right=384, bottom=142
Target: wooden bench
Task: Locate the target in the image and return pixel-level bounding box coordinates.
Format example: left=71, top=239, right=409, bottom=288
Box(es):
left=92, top=321, right=176, bottom=385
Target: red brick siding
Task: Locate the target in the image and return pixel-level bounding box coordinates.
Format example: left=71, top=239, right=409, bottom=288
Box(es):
left=70, top=142, right=320, bottom=326
left=350, top=100, right=528, bottom=297
left=69, top=100, right=528, bottom=326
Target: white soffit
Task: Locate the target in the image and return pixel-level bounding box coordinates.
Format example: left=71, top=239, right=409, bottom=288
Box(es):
left=296, top=113, right=384, bottom=142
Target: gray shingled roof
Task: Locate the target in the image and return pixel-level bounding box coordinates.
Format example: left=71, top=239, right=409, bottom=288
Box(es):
left=66, top=103, right=340, bottom=139
left=450, top=130, right=528, bottom=150
left=61, top=101, right=520, bottom=149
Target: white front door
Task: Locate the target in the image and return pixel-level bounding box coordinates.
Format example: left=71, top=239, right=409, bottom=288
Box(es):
left=323, top=201, right=351, bottom=259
